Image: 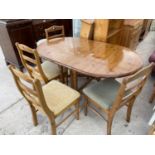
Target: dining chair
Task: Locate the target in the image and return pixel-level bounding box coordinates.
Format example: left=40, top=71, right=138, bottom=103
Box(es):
left=9, top=65, right=80, bottom=135
left=16, top=43, right=62, bottom=84
left=45, top=25, right=65, bottom=43
left=45, top=25, right=69, bottom=84
left=80, top=19, right=94, bottom=39
left=83, top=63, right=153, bottom=135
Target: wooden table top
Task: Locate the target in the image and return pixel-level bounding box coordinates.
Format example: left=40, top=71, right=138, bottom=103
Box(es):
left=37, top=37, right=143, bottom=78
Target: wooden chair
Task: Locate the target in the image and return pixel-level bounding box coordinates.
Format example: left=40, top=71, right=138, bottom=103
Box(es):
left=9, top=65, right=80, bottom=135
left=83, top=63, right=153, bottom=135
left=16, top=43, right=61, bottom=84
left=80, top=19, right=94, bottom=39
left=149, top=80, right=155, bottom=103
left=45, top=25, right=68, bottom=84
left=148, top=124, right=155, bottom=135
left=45, top=25, right=65, bottom=43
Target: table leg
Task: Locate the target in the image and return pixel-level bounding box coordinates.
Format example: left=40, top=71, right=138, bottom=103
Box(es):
left=60, top=66, right=65, bottom=83
left=70, top=70, right=77, bottom=90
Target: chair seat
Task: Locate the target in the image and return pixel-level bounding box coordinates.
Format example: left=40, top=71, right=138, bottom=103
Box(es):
left=43, top=80, right=80, bottom=116
left=36, top=39, right=46, bottom=46
left=41, top=61, right=61, bottom=80
left=83, top=79, right=121, bottom=109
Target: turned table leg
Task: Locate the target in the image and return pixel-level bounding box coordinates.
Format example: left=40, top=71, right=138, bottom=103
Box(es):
left=70, top=70, right=77, bottom=90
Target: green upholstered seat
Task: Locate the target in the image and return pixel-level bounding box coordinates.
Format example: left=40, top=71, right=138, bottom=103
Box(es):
left=83, top=79, right=121, bottom=109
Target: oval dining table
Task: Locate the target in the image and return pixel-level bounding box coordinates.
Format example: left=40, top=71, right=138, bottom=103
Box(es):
left=37, top=37, right=143, bottom=90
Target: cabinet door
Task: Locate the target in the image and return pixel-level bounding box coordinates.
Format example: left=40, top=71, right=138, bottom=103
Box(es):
left=8, top=23, right=36, bottom=49
left=7, top=21, right=36, bottom=68
left=33, top=19, right=59, bottom=41
left=33, top=19, right=73, bottom=41
left=59, top=19, right=73, bottom=36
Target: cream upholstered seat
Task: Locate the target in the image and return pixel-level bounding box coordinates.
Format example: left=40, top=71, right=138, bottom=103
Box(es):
left=41, top=61, right=60, bottom=81
left=43, top=80, right=80, bottom=116
left=36, top=39, right=46, bottom=46
left=9, top=65, right=80, bottom=135
left=37, top=39, right=60, bottom=81
left=15, top=43, right=61, bottom=84
left=83, top=63, right=153, bottom=134
left=83, top=79, right=121, bottom=109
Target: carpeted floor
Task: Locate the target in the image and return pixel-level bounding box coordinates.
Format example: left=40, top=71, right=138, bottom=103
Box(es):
left=0, top=32, right=155, bottom=135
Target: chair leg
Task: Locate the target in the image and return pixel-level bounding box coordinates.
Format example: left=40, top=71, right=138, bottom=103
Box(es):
left=60, top=66, right=65, bottom=83
left=50, top=121, right=57, bottom=135
left=76, top=101, right=80, bottom=120
left=84, top=98, right=88, bottom=116
left=30, top=105, right=38, bottom=126
left=65, top=71, right=69, bottom=85
left=126, top=98, right=135, bottom=122
left=107, top=114, right=114, bottom=135
left=149, top=89, right=155, bottom=103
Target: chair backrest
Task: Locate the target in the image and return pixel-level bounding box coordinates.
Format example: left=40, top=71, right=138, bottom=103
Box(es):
left=16, top=43, right=48, bottom=83
left=112, top=63, right=154, bottom=110
left=45, top=25, right=65, bottom=43
left=9, top=65, right=53, bottom=116
left=80, top=19, right=94, bottom=39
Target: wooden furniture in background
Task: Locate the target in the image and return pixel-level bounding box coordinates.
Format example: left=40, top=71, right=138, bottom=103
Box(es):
left=80, top=19, right=94, bottom=39
left=140, top=19, right=153, bottom=40
left=16, top=43, right=61, bottom=84
left=120, top=20, right=144, bottom=50
left=9, top=65, right=80, bottom=135
left=45, top=25, right=65, bottom=43
left=37, top=37, right=143, bottom=89
left=93, top=19, right=124, bottom=45
left=0, top=20, right=36, bottom=69
left=0, top=19, right=72, bottom=70
left=83, top=63, right=153, bottom=134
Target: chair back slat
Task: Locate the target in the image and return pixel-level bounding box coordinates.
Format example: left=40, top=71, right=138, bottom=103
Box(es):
left=45, top=25, right=65, bottom=42
left=10, top=66, right=34, bottom=84
left=16, top=43, right=48, bottom=83
left=124, top=63, right=153, bottom=96
left=22, top=55, right=37, bottom=65
left=18, top=80, right=37, bottom=97
left=126, top=64, right=152, bottom=83
left=112, top=63, right=154, bottom=110
left=9, top=65, right=40, bottom=107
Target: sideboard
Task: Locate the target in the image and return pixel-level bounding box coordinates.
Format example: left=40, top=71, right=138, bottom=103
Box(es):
left=0, top=19, right=72, bottom=70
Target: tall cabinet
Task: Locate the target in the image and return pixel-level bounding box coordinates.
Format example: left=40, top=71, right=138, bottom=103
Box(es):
left=0, top=20, right=36, bottom=69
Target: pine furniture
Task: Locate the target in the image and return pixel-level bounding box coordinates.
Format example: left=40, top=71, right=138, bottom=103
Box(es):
left=93, top=19, right=124, bottom=45
left=37, top=37, right=143, bottom=90
left=148, top=105, right=155, bottom=135
left=140, top=19, right=153, bottom=40
left=80, top=19, right=94, bottom=39
left=16, top=43, right=61, bottom=84
left=45, top=25, right=65, bottom=43
left=83, top=63, right=153, bottom=134
left=120, top=20, right=144, bottom=50
left=9, top=65, right=80, bottom=135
